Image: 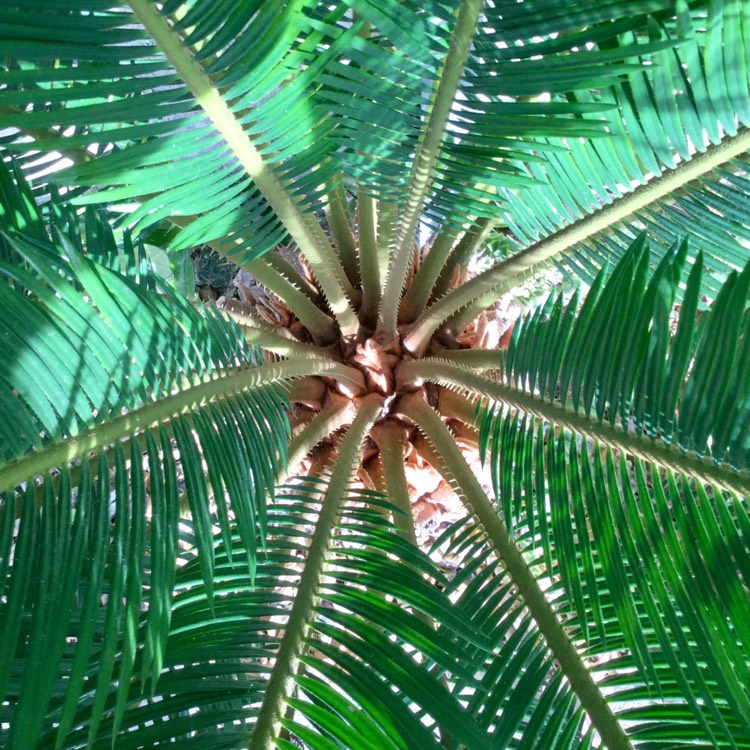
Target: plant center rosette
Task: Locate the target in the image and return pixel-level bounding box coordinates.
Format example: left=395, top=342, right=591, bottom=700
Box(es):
left=225, top=244, right=500, bottom=535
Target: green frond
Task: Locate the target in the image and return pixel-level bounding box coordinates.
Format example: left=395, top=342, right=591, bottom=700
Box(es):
left=430, top=517, right=589, bottom=748
left=496, top=233, right=750, bottom=462
left=0, top=235, right=281, bottom=461
left=0, top=0, right=706, bottom=258
left=0, top=1, right=340, bottom=265
left=494, top=0, right=750, bottom=296
left=315, top=0, right=454, bottom=206
left=402, top=393, right=632, bottom=749
left=5, top=482, right=493, bottom=749
left=280, top=489, right=493, bottom=750
left=0, top=154, right=180, bottom=291
left=0, top=156, right=49, bottom=252
left=420, top=0, right=681, bottom=233
left=479, top=416, right=750, bottom=746
left=475, top=234, right=750, bottom=746
left=341, top=0, right=687, bottom=236
left=0, top=219, right=298, bottom=746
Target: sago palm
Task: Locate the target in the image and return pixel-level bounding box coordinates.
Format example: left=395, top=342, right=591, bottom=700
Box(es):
left=1, top=1, right=749, bottom=748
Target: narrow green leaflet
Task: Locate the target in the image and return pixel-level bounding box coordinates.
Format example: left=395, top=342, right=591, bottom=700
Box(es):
left=479, top=235, right=750, bottom=747
left=23, top=484, right=494, bottom=749
left=494, top=1, right=750, bottom=299
left=0, top=225, right=291, bottom=748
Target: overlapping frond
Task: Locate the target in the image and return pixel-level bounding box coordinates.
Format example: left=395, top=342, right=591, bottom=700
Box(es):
left=495, top=233, right=750, bottom=461
left=476, top=234, right=750, bottom=746
left=0, top=155, right=49, bottom=259
left=0, top=234, right=286, bottom=462
left=0, top=154, right=163, bottom=288
left=341, top=0, right=686, bottom=234
left=495, top=0, right=750, bottom=294
left=420, top=0, right=684, bottom=231
left=314, top=0, right=455, bottom=205
left=0, top=0, right=709, bottom=257
left=0, top=1, right=342, bottom=262
left=7, top=482, right=493, bottom=749
left=0, top=211, right=297, bottom=746
left=430, top=517, right=589, bottom=748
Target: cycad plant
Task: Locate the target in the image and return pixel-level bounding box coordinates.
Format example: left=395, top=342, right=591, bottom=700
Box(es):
left=1, top=1, right=750, bottom=748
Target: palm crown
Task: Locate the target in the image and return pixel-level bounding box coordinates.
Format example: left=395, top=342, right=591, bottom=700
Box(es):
left=1, top=1, right=749, bottom=748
